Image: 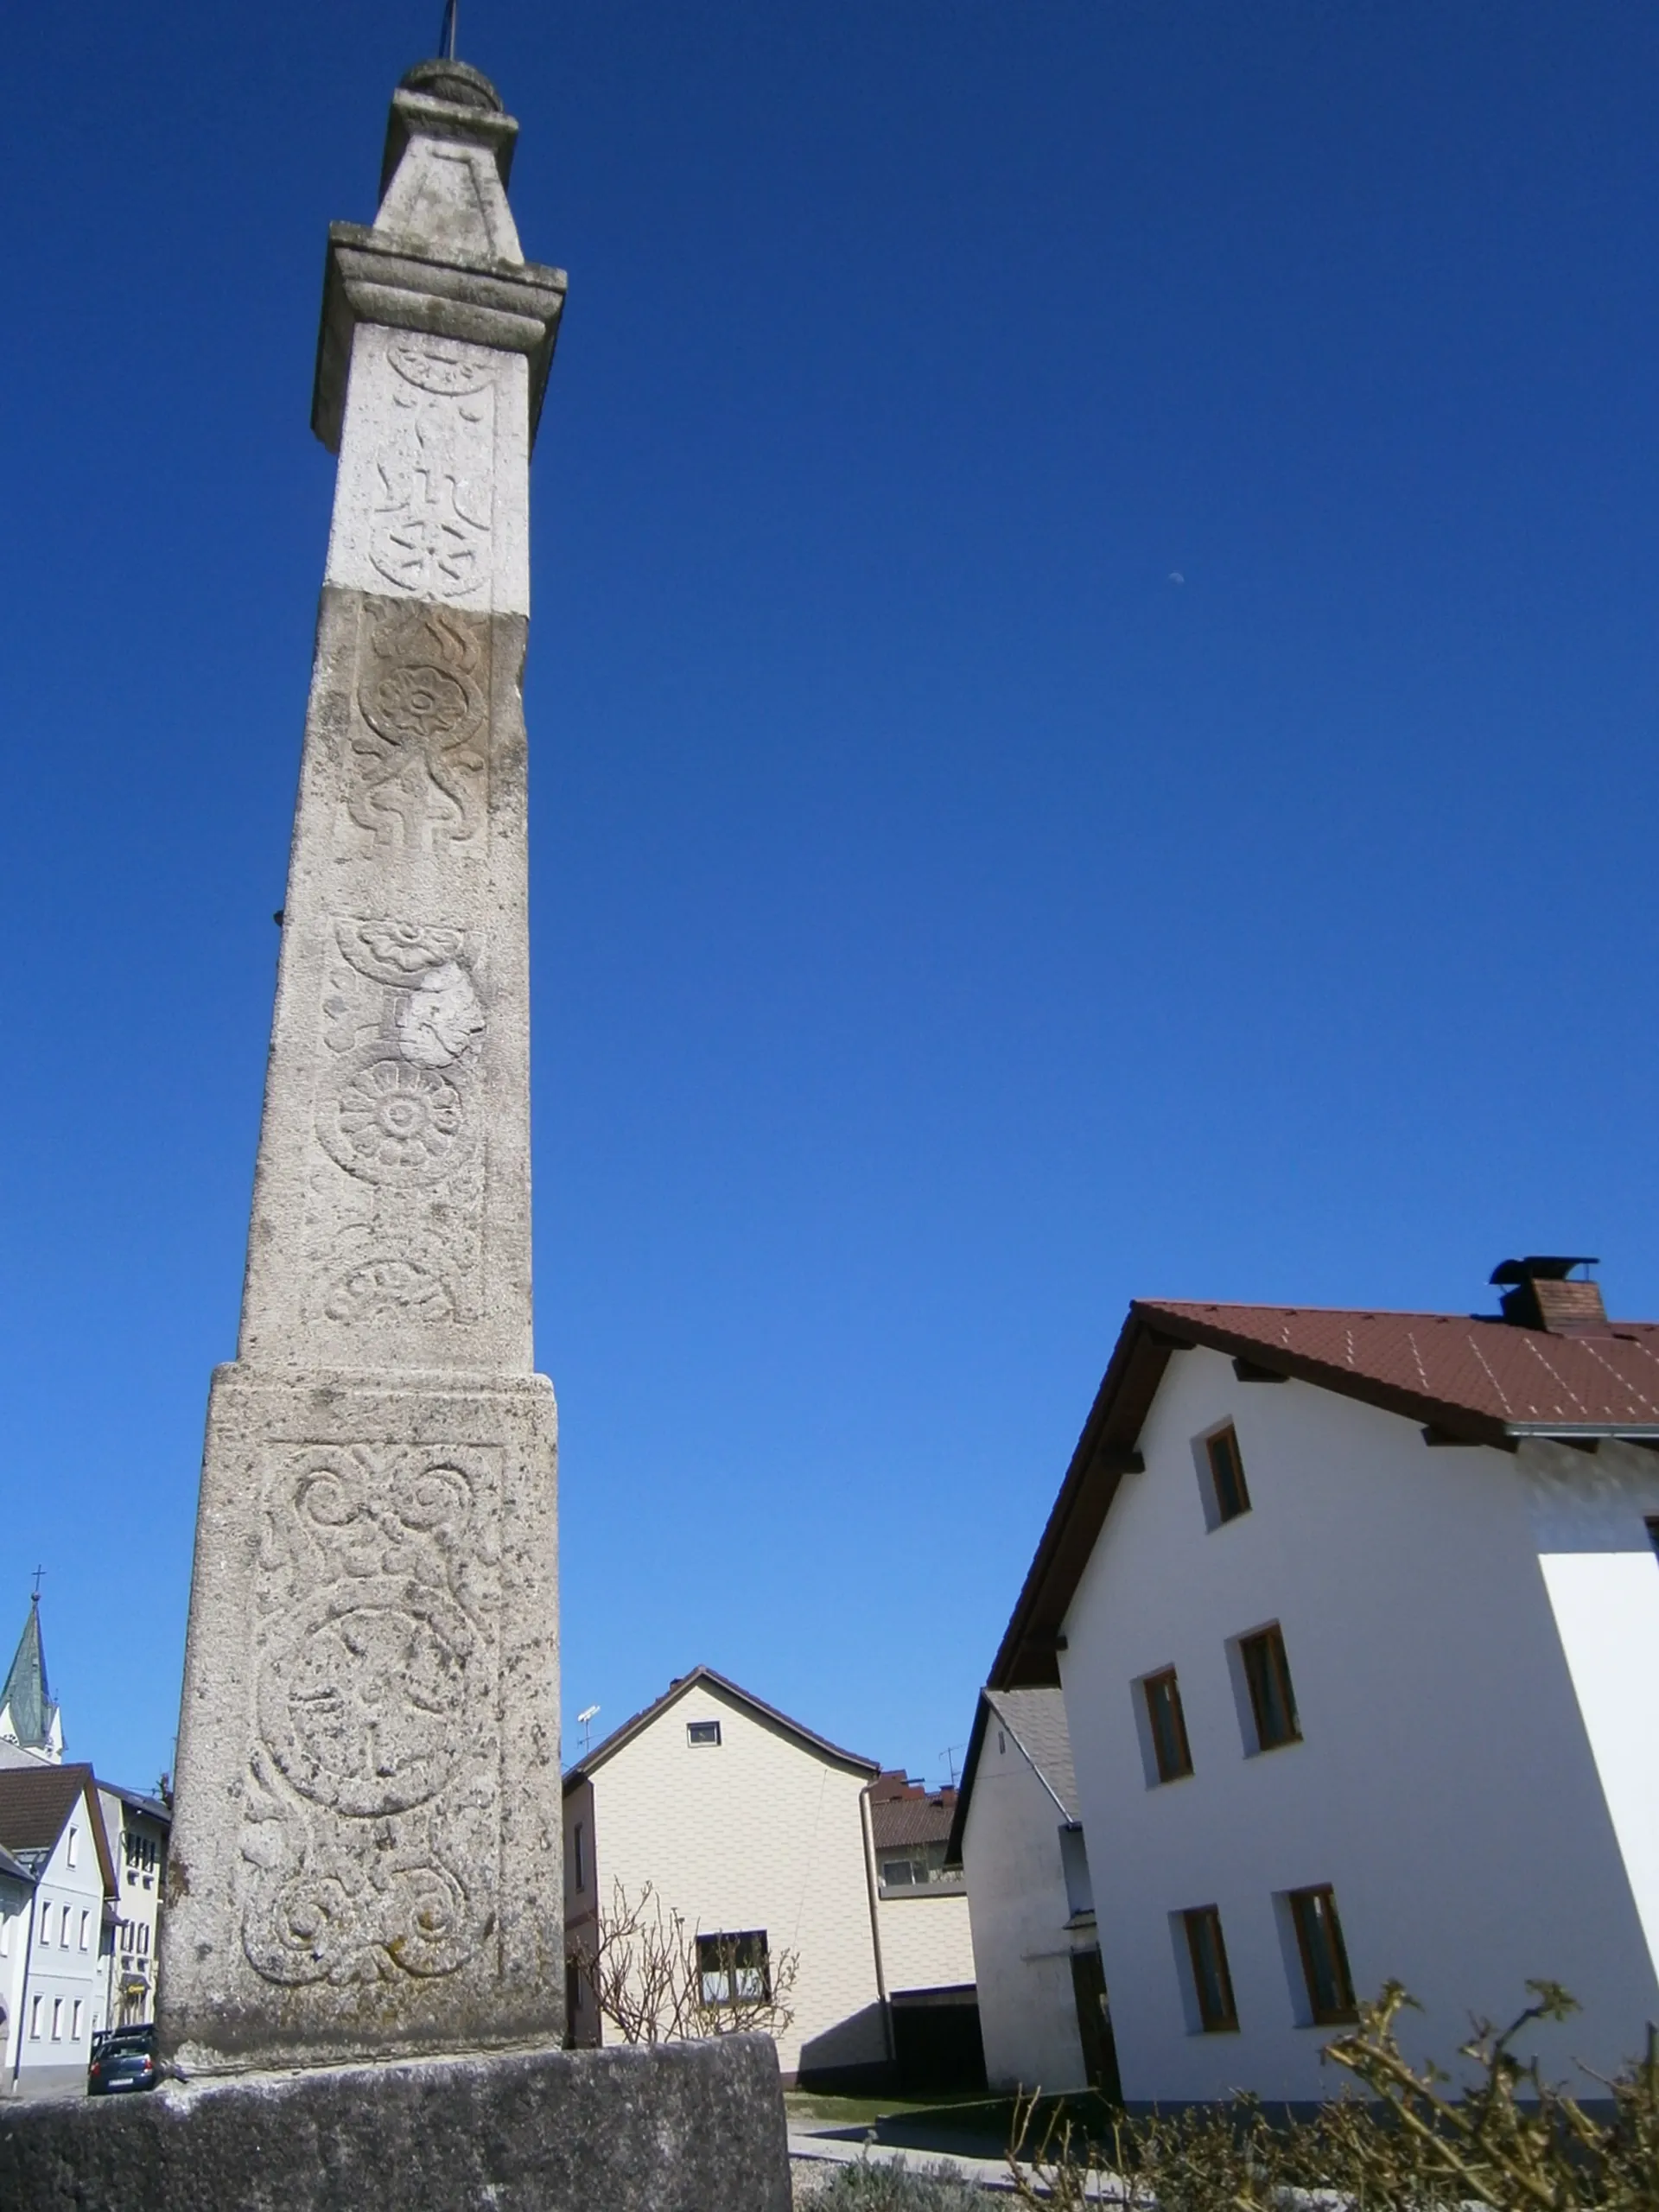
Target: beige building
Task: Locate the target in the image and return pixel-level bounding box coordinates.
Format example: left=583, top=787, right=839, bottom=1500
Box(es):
left=867, top=1772, right=979, bottom=2087
left=563, top=1669, right=979, bottom=2087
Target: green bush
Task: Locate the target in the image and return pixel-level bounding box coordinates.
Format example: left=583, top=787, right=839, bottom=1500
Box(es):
left=1008, top=1983, right=1659, bottom=2210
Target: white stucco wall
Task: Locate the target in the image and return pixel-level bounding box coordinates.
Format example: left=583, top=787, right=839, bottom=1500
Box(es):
left=1062, top=1347, right=1659, bottom=2104
left=0, top=1877, right=30, bottom=2085
left=874, top=1886, right=976, bottom=1997
left=1524, top=1440, right=1659, bottom=1983
left=961, top=1725, right=1089, bottom=2094
left=12, top=1811, right=106, bottom=2096
left=566, top=1681, right=887, bottom=2081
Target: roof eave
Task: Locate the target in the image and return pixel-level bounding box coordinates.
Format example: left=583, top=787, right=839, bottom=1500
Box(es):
left=986, top=1308, right=1172, bottom=1691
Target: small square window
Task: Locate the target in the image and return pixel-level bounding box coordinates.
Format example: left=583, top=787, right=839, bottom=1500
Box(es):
left=1141, top=1669, right=1194, bottom=1783
left=1179, top=1905, right=1238, bottom=2031
left=687, top=1719, right=721, bottom=1748
left=1287, top=1885, right=1357, bottom=2024
left=1238, top=1624, right=1300, bottom=1751
left=1205, top=1426, right=1251, bottom=1523
left=696, top=1930, right=769, bottom=2007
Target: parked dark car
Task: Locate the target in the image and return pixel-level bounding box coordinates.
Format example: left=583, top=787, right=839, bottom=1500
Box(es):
left=87, top=2025, right=158, bottom=2094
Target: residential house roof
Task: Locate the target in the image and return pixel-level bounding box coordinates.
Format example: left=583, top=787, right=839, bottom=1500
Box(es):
left=944, top=1686, right=1077, bottom=1866
left=868, top=1777, right=958, bottom=1852
left=0, top=1597, right=58, bottom=1754
left=563, top=1665, right=880, bottom=1789
left=100, top=1782, right=172, bottom=1828
left=988, top=1288, right=1659, bottom=1693
left=0, top=1763, right=117, bottom=1893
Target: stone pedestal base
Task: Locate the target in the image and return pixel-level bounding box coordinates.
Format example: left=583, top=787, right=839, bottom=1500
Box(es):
left=0, top=2035, right=791, bottom=2212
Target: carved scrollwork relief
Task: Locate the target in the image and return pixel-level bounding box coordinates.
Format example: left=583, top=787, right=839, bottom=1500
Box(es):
left=345, top=603, right=488, bottom=854
left=240, top=1441, right=502, bottom=1990
left=370, top=341, right=496, bottom=601
left=305, top=917, right=488, bottom=1325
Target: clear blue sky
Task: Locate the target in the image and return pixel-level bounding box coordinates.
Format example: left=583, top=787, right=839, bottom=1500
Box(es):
left=5, top=2, right=1659, bottom=1797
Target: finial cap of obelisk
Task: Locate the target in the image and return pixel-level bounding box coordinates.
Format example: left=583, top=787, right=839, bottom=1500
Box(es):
left=378, top=57, right=517, bottom=200
left=313, top=60, right=568, bottom=453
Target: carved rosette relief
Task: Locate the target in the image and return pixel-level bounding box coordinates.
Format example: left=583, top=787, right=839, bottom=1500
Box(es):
left=306, top=918, right=487, bottom=1326
left=240, top=1442, right=503, bottom=1990
left=370, top=340, right=496, bottom=601
left=345, top=603, right=489, bottom=854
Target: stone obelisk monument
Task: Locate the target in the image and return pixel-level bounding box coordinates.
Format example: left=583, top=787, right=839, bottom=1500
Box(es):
left=1, top=56, right=791, bottom=2210
left=159, top=55, right=568, bottom=2074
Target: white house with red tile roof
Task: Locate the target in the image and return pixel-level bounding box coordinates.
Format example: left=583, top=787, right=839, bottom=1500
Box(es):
left=983, top=1256, right=1659, bottom=2104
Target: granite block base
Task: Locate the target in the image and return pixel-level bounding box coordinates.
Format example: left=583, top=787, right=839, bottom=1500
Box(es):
left=0, top=2034, right=791, bottom=2212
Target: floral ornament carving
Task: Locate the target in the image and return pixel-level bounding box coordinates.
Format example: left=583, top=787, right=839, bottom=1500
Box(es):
left=323, top=1255, right=454, bottom=1325
left=370, top=347, right=495, bottom=600
left=338, top=919, right=467, bottom=985
left=240, top=1442, right=501, bottom=1990
left=324, top=1059, right=467, bottom=1185
left=348, top=605, right=487, bottom=852
left=388, top=340, right=495, bottom=398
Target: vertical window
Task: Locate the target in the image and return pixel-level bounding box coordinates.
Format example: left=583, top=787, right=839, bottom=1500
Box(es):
left=60, top=1904, right=72, bottom=1947
left=1288, top=1885, right=1357, bottom=2024
left=51, top=1998, right=63, bottom=2041
left=139, top=1923, right=149, bottom=1955
left=71, top=1999, right=83, bottom=2042
left=67, top=1826, right=79, bottom=1869
left=79, top=1910, right=90, bottom=1951
left=565, top=1955, right=581, bottom=2023
left=997, top=1730, right=1006, bottom=1755
left=29, top=1995, right=41, bottom=2038
left=1180, top=1906, right=1238, bottom=2032
left=1239, top=1624, right=1300, bottom=1751
left=696, top=1931, right=769, bottom=2006
left=1141, top=1669, right=1194, bottom=1782
left=1205, top=1425, right=1251, bottom=1523
left=686, top=1719, right=721, bottom=1748
left=573, top=1821, right=586, bottom=1893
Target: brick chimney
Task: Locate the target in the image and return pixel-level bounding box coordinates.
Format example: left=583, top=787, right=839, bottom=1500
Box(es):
left=1490, top=1256, right=1607, bottom=1335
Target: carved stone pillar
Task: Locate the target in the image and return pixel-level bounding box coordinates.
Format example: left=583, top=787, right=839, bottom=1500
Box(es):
left=158, top=58, right=568, bottom=2076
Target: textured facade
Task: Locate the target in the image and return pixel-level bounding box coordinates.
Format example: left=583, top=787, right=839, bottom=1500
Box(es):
left=564, top=1674, right=888, bottom=2083
left=158, top=60, right=567, bottom=2077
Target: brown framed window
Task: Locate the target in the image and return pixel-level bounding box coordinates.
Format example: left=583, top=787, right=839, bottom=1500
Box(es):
left=1205, top=1425, right=1251, bottom=1522
left=1287, top=1885, right=1357, bottom=2024
left=1141, top=1669, right=1193, bottom=1783
left=1180, top=1905, right=1238, bottom=2031
left=1239, top=1624, right=1300, bottom=1750
left=696, top=1930, right=769, bottom=2007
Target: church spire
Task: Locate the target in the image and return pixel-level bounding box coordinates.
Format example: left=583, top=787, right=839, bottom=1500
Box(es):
left=0, top=1594, right=63, bottom=1764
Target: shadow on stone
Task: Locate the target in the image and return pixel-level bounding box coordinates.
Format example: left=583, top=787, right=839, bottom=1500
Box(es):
left=0, top=2034, right=791, bottom=2212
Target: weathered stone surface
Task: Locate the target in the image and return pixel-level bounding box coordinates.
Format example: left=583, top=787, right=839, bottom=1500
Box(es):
left=0, top=2036, right=792, bottom=2212
left=162, top=1371, right=559, bottom=2075
left=159, top=62, right=566, bottom=2078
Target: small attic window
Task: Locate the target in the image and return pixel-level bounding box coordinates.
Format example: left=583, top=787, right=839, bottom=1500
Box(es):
left=1203, top=1425, right=1251, bottom=1526
left=687, top=1719, right=721, bottom=1748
